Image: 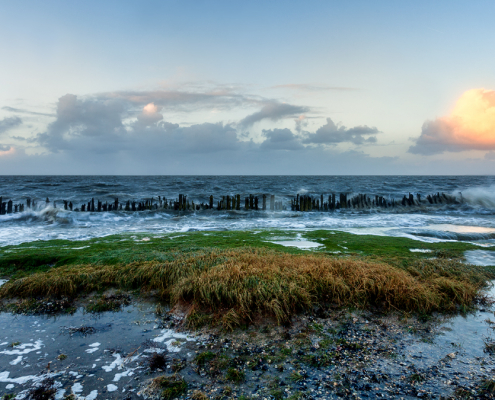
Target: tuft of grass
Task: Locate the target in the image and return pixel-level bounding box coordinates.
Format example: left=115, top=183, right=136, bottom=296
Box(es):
left=57, top=354, right=67, bottom=360
left=152, top=374, right=187, bottom=400
left=226, top=367, right=245, bottom=384
left=9, top=341, right=20, bottom=347
left=289, top=371, right=305, bottom=382
left=480, top=379, right=495, bottom=395
left=484, top=341, right=495, bottom=355
left=269, top=389, right=284, bottom=399
left=191, top=391, right=209, bottom=400
left=26, top=378, right=56, bottom=400
left=195, top=351, right=216, bottom=366
left=85, top=294, right=130, bottom=313
left=171, top=358, right=186, bottom=372
left=147, top=352, right=167, bottom=371
left=408, top=373, right=425, bottom=384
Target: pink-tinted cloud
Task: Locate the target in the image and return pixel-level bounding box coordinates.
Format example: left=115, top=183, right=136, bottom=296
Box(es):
left=410, top=88, right=495, bottom=155
left=0, top=145, right=15, bottom=156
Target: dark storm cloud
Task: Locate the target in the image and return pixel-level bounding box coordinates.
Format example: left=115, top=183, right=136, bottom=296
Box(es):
left=0, top=116, right=22, bottom=134
left=303, top=118, right=379, bottom=145
left=260, top=129, right=304, bottom=151
left=238, top=103, right=309, bottom=128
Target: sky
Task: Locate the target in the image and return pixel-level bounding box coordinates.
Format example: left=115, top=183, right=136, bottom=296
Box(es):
left=1, top=0, right=495, bottom=175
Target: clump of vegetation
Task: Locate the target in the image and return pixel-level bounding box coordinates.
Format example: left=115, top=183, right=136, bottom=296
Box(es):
left=26, top=378, right=56, bottom=400
left=289, top=371, right=305, bottom=382
left=85, top=293, right=130, bottom=313
left=171, top=358, right=186, bottom=372
left=152, top=374, right=187, bottom=400
left=484, top=340, right=495, bottom=355
left=194, top=351, right=230, bottom=377
left=9, top=341, right=20, bottom=347
left=3, top=298, right=75, bottom=315
left=408, top=373, right=425, bottom=384
left=226, top=367, right=245, bottom=383
left=480, top=379, right=495, bottom=396
left=191, top=391, right=209, bottom=400
left=195, top=351, right=216, bottom=366
left=147, top=352, right=167, bottom=371
left=57, top=354, right=67, bottom=360
left=63, top=325, right=96, bottom=336
left=1, top=238, right=493, bottom=324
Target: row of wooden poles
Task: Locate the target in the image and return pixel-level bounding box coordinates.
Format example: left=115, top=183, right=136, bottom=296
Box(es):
left=0, top=192, right=460, bottom=215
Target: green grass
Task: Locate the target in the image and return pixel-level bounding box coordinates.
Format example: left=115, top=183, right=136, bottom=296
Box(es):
left=1, top=229, right=491, bottom=280
left=1, top=229, right=494, bottom=324
left=226, top=367, right=245, bottom=383
left=152, top=374, right=187, bottom=400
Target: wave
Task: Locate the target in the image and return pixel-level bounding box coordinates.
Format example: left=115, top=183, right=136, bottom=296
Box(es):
left=457, top=184, right=495, bottom=209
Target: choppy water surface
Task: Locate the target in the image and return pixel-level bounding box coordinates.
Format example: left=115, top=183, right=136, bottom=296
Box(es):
left=1, top=175, right=495, bottom=246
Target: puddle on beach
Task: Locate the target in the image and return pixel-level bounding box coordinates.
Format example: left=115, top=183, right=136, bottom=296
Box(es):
left=0, top=303, right=198, bottom=399
left=268, top=233, right=323, bottom=250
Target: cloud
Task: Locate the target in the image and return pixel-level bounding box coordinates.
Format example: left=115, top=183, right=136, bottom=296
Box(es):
left=37, top=94, right=126, bottom=153
left=34, top=93, right=246, bottom=157
left=0, top=116, right=22, bottom=134
left=99, top=87, right=262, bottom=112
left=0, top=145, right=15, bottom=156
left=485, top=151, right=495, bottom=160
left=303, top=118, right=379, bottom=145
left=295, top=115, right=309, bottom=133
left=271, top=84, right=357, bottom=92
left=409, top=88, right=495, bottom=155
left=238, top=103, right=309, bottom=128
left=3, top=90, right=390, bottom=173
left=2, top=106, right=54, bottom=117
left=260, top=128, right=304, bottom=151
left=134, top=103, right=164, bottom=128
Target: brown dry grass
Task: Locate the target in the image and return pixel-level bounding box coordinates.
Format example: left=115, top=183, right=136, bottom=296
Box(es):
left=0, top=248, right=490, bottom=323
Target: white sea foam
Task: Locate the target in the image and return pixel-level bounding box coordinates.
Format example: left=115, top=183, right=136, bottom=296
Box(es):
left=0, top=340, right=43, bottom=355
left=102, top=353, right=122, bottom=372
left=458, top=184, right=495, bottom=209
left=9, top=356, right=23, bottom=365
left=85, top=343, right=101, bottom=354
left=153, top=329, right=195, bottom=352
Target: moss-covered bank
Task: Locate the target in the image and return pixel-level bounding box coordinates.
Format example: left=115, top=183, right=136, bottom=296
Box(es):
left=0, top=230, right=494, bottom=324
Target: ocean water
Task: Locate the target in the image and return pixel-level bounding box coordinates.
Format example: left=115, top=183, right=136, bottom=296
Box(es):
left=1, top=175, right=495, bottom=246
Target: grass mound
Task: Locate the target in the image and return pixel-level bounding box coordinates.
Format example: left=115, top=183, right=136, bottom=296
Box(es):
left=0, top=248, right=491, bottom=324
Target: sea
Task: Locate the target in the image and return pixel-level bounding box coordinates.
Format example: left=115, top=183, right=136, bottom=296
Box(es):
left=1, top=175, right=495, bottom=247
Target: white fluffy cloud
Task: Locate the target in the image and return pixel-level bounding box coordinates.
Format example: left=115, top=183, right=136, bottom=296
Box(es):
left=410, top=88, right=495, bottom=155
